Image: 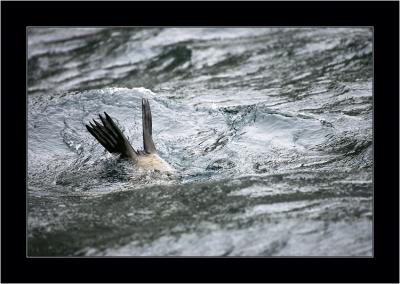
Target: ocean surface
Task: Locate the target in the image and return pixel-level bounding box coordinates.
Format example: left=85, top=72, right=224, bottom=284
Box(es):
left=27, top=27, right=373, bottom=256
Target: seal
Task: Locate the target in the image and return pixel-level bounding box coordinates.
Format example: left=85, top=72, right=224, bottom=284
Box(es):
left=86, top=98, right=175, bottom=173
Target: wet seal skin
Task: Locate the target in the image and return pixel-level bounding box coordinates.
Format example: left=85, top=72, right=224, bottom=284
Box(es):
left=86, top=98, right=175, bottom=174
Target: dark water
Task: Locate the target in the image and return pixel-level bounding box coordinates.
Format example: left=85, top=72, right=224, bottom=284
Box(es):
left=28, top=27, right=373, bottom=256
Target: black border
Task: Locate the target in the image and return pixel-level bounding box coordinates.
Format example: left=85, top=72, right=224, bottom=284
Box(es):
left=2, top=1, right=399, bottom=283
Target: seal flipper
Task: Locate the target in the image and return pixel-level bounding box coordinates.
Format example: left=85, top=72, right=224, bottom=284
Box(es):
left=142, top=98, right=156, bottom=154
left=86, top=112, right=138, bottom=161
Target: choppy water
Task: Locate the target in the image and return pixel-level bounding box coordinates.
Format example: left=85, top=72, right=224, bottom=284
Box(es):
left=27, top=27, right=373, bottom=256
